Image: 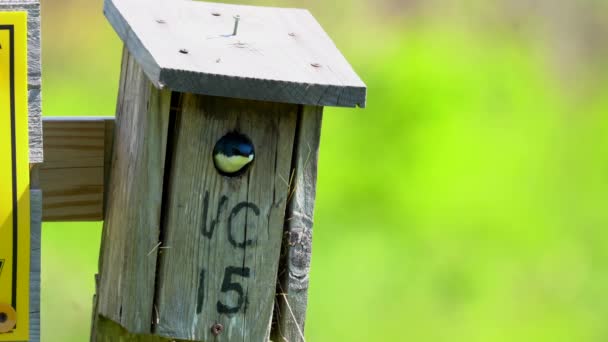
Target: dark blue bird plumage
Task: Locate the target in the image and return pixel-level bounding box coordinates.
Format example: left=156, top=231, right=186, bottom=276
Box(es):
left=213, top=132, right=254, bottom=157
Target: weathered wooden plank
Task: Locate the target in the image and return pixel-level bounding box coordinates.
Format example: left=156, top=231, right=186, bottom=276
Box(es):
left=29, top=189, right=41, bottom=342
left=92, top=47, right=131, bottom=342
left=272, top=105, right=323, bottom=342
left=96, top=49, right=172, bottom=335
left=104, top=0, right=366, bottom=108
left=92, top=47, right=129, bottom=342
left=0, top=0, right=43, bottom=163
left=153, top=95, right=297, bottom=341
left=40, top=117, right=114, bottom=222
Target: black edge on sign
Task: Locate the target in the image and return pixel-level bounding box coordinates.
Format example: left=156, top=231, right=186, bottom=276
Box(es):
left=0, top=24, right=18, bottom=311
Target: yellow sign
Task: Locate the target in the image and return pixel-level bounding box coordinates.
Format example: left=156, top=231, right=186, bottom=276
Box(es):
left=0, top=12, right=30, bottom=341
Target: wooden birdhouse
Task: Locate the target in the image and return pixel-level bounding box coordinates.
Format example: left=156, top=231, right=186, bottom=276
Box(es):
left=92, top=0, right=366, bottom=341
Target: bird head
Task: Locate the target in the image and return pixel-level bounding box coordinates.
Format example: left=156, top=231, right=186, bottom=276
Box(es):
left=213, top=132, right=255, bottom=176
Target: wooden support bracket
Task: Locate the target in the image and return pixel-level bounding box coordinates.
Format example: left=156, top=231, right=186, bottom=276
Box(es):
left=39, top=117, right=115, bottom=222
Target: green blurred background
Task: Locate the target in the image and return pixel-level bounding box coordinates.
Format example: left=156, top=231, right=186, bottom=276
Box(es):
left=41, top=0, right=608, bottom=341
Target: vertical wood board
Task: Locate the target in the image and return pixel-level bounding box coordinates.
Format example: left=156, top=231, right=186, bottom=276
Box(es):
left=272, top=106, right=323, bottom=342
left=29, top=189, right=41, bottom=342
left=96, top=49, right=172, bottom=335
left=154, top=95, right=297, bottom=341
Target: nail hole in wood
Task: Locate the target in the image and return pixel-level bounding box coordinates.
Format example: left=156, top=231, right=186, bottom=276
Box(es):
left=211, top=323, right=224, bottom=336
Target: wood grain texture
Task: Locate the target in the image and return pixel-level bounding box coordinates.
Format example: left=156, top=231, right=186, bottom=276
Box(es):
left=95, top=49, right=172, bottom=335
left=104, top=0, right=366, bottom=108
left=92, top=48, right=129, bottom=342
left=153, top=95, right=297, bottom=341
left=29, top=189, right=41, bottom=342
left=92, top=49, right=127, bottom=342
left=0, top=0, right=43, bottom=163
left=40, top=117, right=114, bottom=222
left=272, top=106, right=323, bottom=342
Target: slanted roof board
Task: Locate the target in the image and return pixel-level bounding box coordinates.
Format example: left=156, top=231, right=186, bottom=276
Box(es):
left=104, top=0, right=366, bottom=108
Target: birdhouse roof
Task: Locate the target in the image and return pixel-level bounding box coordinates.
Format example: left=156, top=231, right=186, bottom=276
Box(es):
left=104, top=0, right=367, bottom=108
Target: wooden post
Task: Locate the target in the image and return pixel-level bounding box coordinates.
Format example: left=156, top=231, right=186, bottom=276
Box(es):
left=92, top=0, right=366, bottom=341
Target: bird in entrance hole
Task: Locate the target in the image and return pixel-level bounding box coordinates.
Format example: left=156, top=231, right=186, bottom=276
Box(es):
left=213, top=132, right=255, bottom=176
